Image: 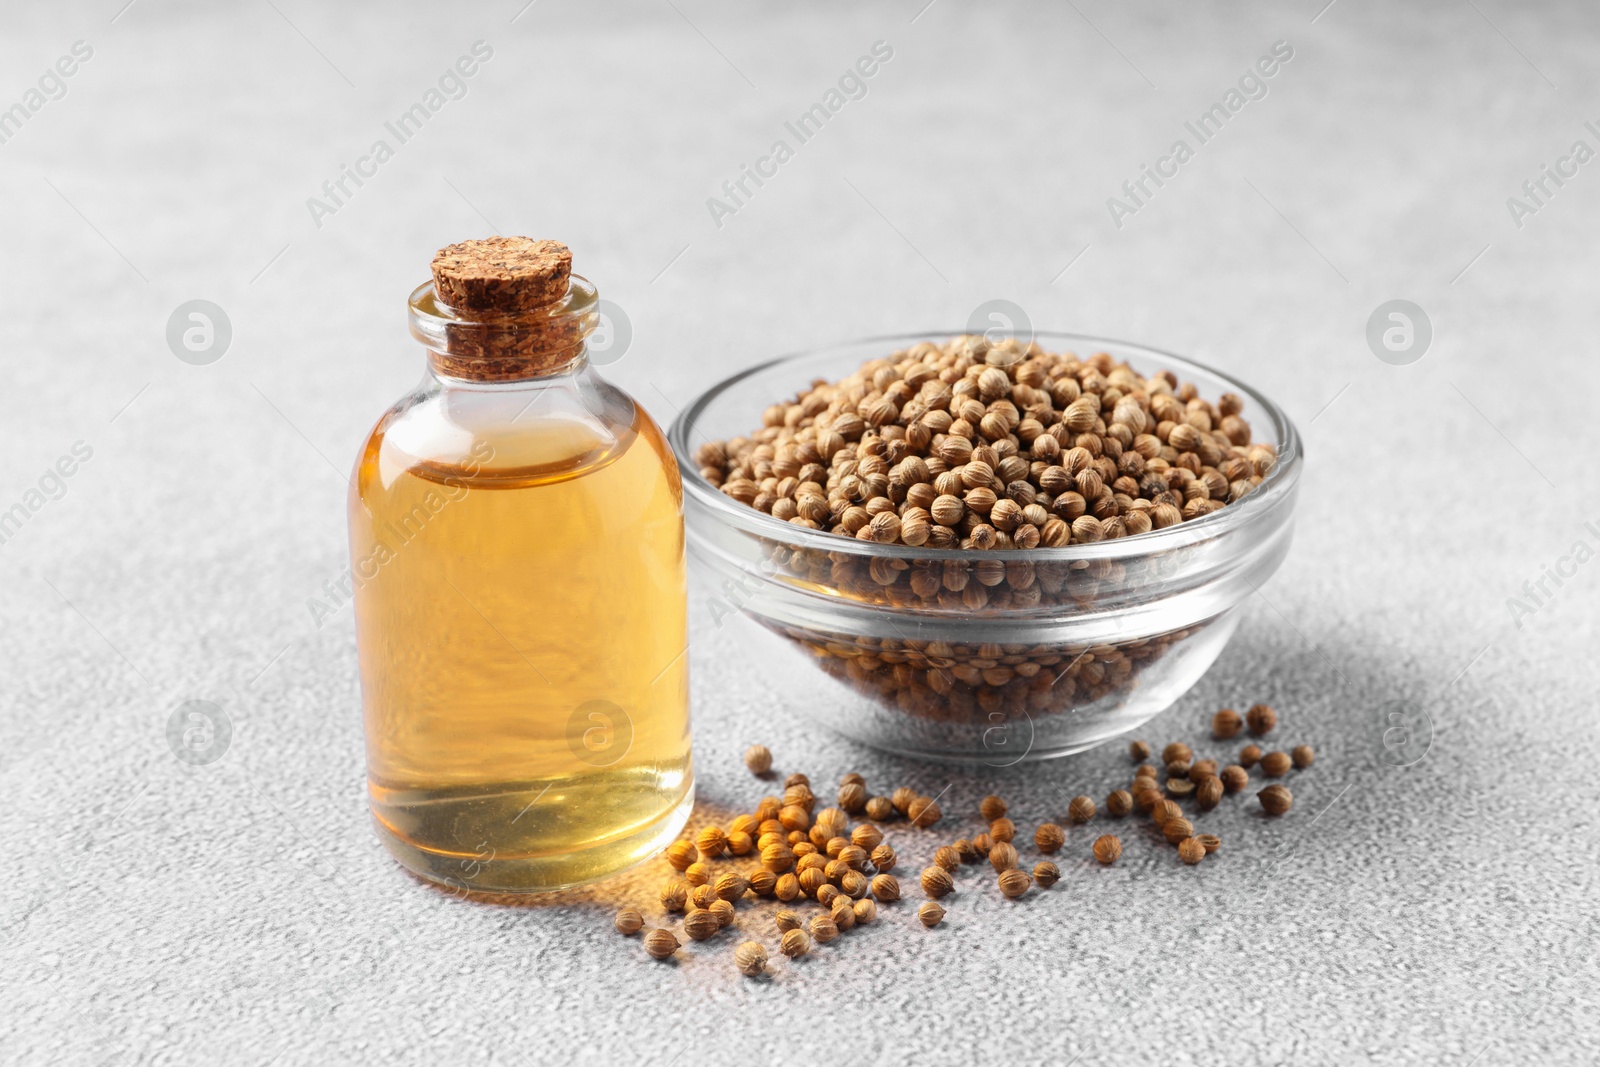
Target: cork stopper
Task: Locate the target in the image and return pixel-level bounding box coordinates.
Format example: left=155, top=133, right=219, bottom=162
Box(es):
left=417, top=237, right=595, bottom=380
left=431, top=237, right=572, bottom=314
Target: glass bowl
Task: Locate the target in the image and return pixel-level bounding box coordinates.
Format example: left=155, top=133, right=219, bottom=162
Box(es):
left=667, top=332, right=1302, bottom=764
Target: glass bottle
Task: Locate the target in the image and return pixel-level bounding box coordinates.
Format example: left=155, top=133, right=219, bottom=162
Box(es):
left=348, top=239, right=692, bottom=894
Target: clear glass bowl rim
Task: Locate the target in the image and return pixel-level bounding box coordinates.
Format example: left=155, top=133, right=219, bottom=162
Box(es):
left=667, top=330, right=1302, bottom=564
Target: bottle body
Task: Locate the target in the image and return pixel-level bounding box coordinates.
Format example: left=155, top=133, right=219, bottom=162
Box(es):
left=350, top=358, right=692, bottom=894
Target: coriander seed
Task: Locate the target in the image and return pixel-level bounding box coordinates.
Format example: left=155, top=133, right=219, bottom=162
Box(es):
left=1165, top=760, right=1191, bottom=780
left=1177, top=837, right=1205, bottom=865
left=614, top=909, right=644, bottom=936
left=1162, top=742, right=1192, bottom=765
left=838, top=844, right=869, bottom=870
left=980, top=794, right=1008, bottom=821
left=871, top=874, right=901, bottom=902
left=761, top=844, right=796, bottom=873
left=891, top=786, right=917, bottom=814
left=998, top=868, right=1031, bottom=899
left=1129, top=740, right=1152, bottom=761
left=918, top=901, right=945, bottom=928
left=684, top=861, right=711, bottom=887
left=840, top=771, right=865, bottom=788
left=1240, top=744, right=1262, bottom=768
left=1220, top=765, right=1249, bottom=793
left=644, top=928, right=679, bottom=960
left=691, top=884, right=716, bottom=910
left=710, top=899, right=736, bottom=928
left=865, top=796, right=895, bottom=821
left=816, top=883, right=840, bottom=908
left=1093, top=834, right=1122, bottom=865
left=784, top=772, right=810, bottom=789
left=854, top=898, right=878, bottom=924
left=775, top=910, right=803, bottom=933
left=830, top=898, right=857, bottom=932
left=755, top=796, right=782, bottom=822
left=810, top=915, right=840, bottom=944
left=714, top=872, right=747, bottom=902
left=726, top=831, right=753, bottom=856
left=838, top=782, right=868, bottom=813
left=1292, top=744, right=1315, bottom=769
left=696, top=826, right=727, bottom=858
left=1259, top=784, right=1293, bottom=815
left=1196, top=834, right=1221, bottom=854
left=744, top=745, right=772, bottom=775
left=1106, top=790, right=1133, bottom=817
left=814, top=807, right=849, bottom=840
left=660, top=879, right=688, bottom=913
left=1034, top=823, right=1065, bottom=853
left=908, top=796, right=943, bottom=828
left=921, top=866, right=954, bottom=899
left=1135, top=764, right=1158, bottom=779
left=1191, top=759, right=1218, bottom=779
left=988, top=841, right=1019, bottom=872
left=1033, top=861, right=1061, bottom=888
left=934, top=845, right=961, bottom=871
left=840, top=870, right=869, bottom=898
left=683, top=909, right=720, bottom=941
left=664, top=839, right=696, bottom=871
left=870, top=844, right=898, bottom=872
left=778, top=805, right=811, bottom=832
left=1068, top=795, right=1097, bottom=824
left=1165, top=777, right=1195, bottom=798
left=780, top=929, right=810, bottom=958
left=954, top=838, right=981, bottom=864
left=748, top=870, right=777, bottom=896
left=1162, top=817, right=1194, bottom=845
left=1212, top=708, right=1242, bottom=739
left=729, top=813, right=759, bottom=837
left=1246, top=703, right=1277, bottom=736
left=852, top=824, right=884, bottom=851
left=1195, top=776, right=1223, bottom=811
left=1151, top=799, right=1182, bottom=828
left=971, top=832, right=994, bottom=856
left=1261, top=751, right=1292, bottom=777
left=798, top=869, right=827, bottom=897
left=734, top=941, right=767, bottom=977
left=989, top=817, right=1017, bottom=843
left=774, top=873, right=800, bottom=901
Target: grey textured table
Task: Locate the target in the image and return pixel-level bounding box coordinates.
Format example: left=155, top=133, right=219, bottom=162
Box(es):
left=4, top=2, right=1597, bottom=1064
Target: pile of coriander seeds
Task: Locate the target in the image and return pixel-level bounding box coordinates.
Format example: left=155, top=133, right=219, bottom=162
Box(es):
left=614, top=707, right=1317, bottom=977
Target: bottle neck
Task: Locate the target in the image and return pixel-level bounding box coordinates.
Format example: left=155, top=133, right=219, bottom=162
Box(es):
left=408, top=275, right=600, bottom=383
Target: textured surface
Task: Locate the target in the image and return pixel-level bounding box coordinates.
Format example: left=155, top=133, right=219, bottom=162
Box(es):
left=3, top=1, right=1598, bottom=1064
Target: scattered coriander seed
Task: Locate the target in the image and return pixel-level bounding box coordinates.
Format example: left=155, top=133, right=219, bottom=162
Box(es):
left=918, top=901, right=945, bottom=928
left=1195, top=776, right=1223, bottom=811
left=729, top=813, right=760, bottom=837
left=761, top=844, right=796, bottom=873
left=748, top=870, right=777, bottom=897
left=798, top=869, right=827, bottom=897
left=1033, top=861, right=1060, bottom=888
left=757, top=829, right=785, bottom=852
left=1191, top=759, right=1218, bottom=779
left=1259, top=784, right=1293, bottom=816
left=775, top=910, right=803, bottom=933
left=822, top=858, right=849, bottom=883
left=1133, top=787, right=1162, bottom=815
left=840, top=870, right=869, bottom=898
left=1034, top=823, right=1065, bottom=853
left=1106, top=790, right=1133, bottom=817
left=1093, top=834, right=1123, bottom=865
left=780, top=929, right=810, bottom=958
left=980, top=794, right=1008, bottom=821
left=870, top=844, right=898, bottom=872
left=744, top=745, right=772, bottom=776
left=644, top=928, right=680, bottom=960
left=971, top=832, right=994, bottom=856
left=660, top=879, right=688, bottom=913
left=779, top=805, right=811, bottom=832
left=810, top=915, right=840, bottom=944
left=830, top=898, right=857, bottom=932
left=1247, top=703, right=1277, bottom=736
left=871, top=874, right=901, bottom=902
left=691, top=884, right=717, bottom=910
left=784, top=783, right=815, bottom=811
left=989, top=817, right=1017, bottom=843
left=838, top=844, right=869, bottom=870
left=709, top=899, right=736, bottom=928
left=998, top=868, right=1031, bottom=899
left=1196, top=834, right=1221, bottom=854
left=954, top=838, right=981, bottom=864
left=774, top=873, right=800, bottom=902
left=816, top=883, right=840, bottom=907
left=1162, top=742, right=1193, bottom=764
left=814, top=807, right=849, bottom=840
left=1165, top=760, right=1191, bottom=780
left=865, top=796, right=895, bottom=821
left=1177, top=837, right=1206, bottom=865
left=696, top=826, right=727, bottom=858
left=989, top=841, right=1020, bottom=872
left=908, top=796, right=943, bottom=828
left=664, top=839, right=696, bottom=871
left=1129, top=740, right=1152, bottom=761
left=852, top=824, right=884, bottom=851
left=793, top=841, right=818, bottom=858
left=684, top=861, right=711, bottom=887
left=726, top=831, right=754, bottom=856
left=1240, top=744, right=1263, bottom=768
left=1165, top=777, right=1195, bottom=798
left=714, top=872, right=748, bottom=902
left=734, top=941, right=767, bottom=977
left=1162, top=817, right=1194, bottom=845
left=934, top=845, right=961, bottom=871
left=838, top=782, right=868, bottom=813
left=1068, top=795, right=1097, bottom=824
left=1261, top=751, right=1292, bottom=777
left=1151, top=799, right=1182, bottom=828
left=921, top=866, right=955, bottom=899
left=755, top=796, right=782, bottom=822
left=854, top=897, right=878, bottom=924
left=1212, top=708, right=1243, bottom=739
left=1292, top=744, right=1315, bottom=769
left=683, top=910, right=720, bottom=941
left=614, top=909, right=644, bottom=936
left=784, top=772, right=810, bottom=789
left=891, top=786, right=918, bottom=814
left=1220, top=765, right=1249, bottom=794
left=1135, top=764, right=1159, bottom=780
